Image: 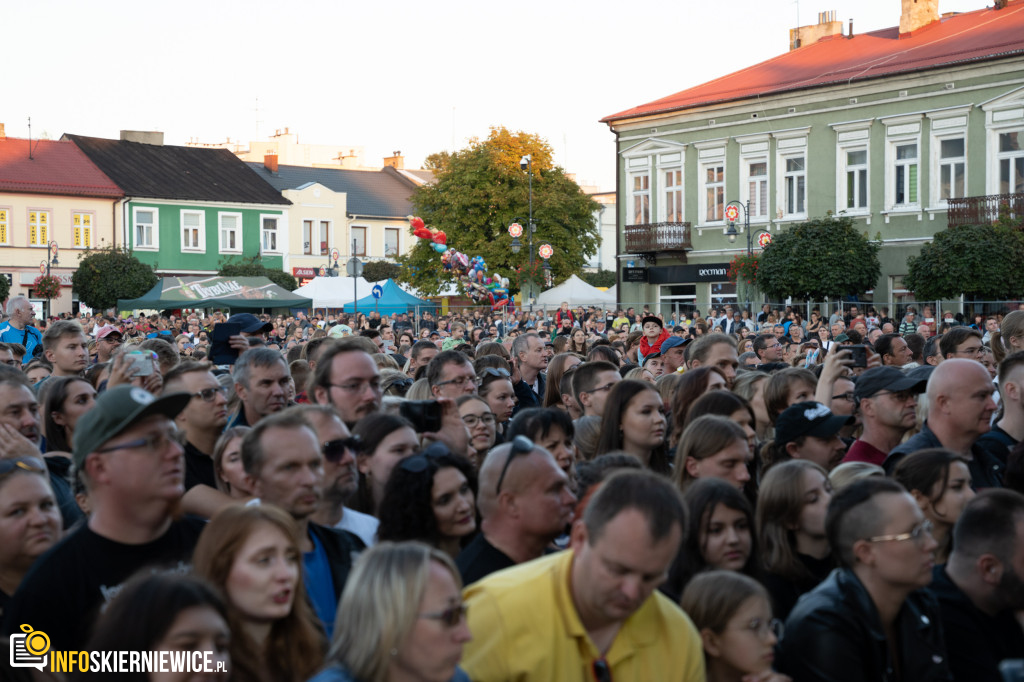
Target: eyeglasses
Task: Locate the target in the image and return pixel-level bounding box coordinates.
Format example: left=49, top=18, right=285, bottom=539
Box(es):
left=322, top=436, right=362, bottom=463
left=399, top=443, right=450, bottom=473
left=96, top=429, right=179, bottom=454
left=190, top=386, right=228, bottom=402
left=101, top=336, right=123, bottom=344
left=831, top=392, right=856, bottom=402
left=585, top=381, right=618, bottom=396
left=419, top=602, right=468, bottom=628
left=0, top=456, right=46, bottom=478
left=0, top=357, right=18, bottom=366
left=462, top=412, right=497, bottom=427
left=479, top=367, right=510, bottom=379
left=435, top=375, right=482, bottom=388
left=592, top=658, right=612, bottom=682
left=495, top=435, right=534, bottom=494
left=867, top=520, right=934, bottom=547
left=737, top=617, right=784, bottom=641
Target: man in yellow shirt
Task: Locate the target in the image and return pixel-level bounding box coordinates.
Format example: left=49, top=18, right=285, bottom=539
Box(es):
left=462, top=469, right=704, bottom=682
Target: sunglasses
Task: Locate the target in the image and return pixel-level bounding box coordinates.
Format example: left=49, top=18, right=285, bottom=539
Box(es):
left=322, top=436, right=362, bottom=463
left=190, top=386, right=228, bottom=403
left=399, top=442, right=451, bottom=474
left=0, top=457, right=46, bottom=478
left=479, top=367, right=511, bottom=378
left=495, top=435, right=534, bottom=494
left=419, top=602, right=468, bottom=627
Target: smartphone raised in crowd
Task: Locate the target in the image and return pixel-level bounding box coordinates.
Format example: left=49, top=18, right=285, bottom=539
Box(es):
left=400, top=400, right=444, bottom=433
left=847, top=344, right=868, bottom=368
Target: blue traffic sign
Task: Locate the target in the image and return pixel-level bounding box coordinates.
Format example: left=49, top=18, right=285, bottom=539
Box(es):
left=371, top=284, right=384, bottom=299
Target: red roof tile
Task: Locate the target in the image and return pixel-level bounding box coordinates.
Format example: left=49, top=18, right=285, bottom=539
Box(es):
left=0, top=137, right=123, bottom=198
left=602, top=1, right=1024, bottom=123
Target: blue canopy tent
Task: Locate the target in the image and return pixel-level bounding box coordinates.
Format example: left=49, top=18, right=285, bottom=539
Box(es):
left=342, top=279, right=436, bottom=316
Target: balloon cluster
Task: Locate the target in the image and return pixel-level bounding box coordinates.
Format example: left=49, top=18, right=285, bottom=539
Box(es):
left=410, top=216, right=512, bottom=311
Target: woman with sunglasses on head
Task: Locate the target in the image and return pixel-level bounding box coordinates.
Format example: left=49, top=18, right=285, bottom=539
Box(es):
left=310, top=541, right=471, bottom=682
left=505, top=407, right=578, bottom=487
left=681, top=571, right=791, bottom=682
left=193, top=505, right=325, bottom=682
left=377, top=445, right=478, bottom=560
left=595, top=380, right=670, bottom=474
left=457, top=395, right=496, bottom=469
left=351, top=414, right=421, bottom=517
left=0, top=457, right=62, bottom=614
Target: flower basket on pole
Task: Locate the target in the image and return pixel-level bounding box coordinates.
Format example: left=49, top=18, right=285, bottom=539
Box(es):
left=728, top=254, right=761, bottom=311
left=33, top=274, right=62, bottom=300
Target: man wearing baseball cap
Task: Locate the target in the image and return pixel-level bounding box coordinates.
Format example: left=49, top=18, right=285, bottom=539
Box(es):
left=843, top=367, right=927, bottom=466
left=226, top=312, right=274, bottom=340
left=659, top=335, right=690, bottom=373
left=2, top=386, right=202, bottom=651
left=93, top=324, right=123, bottom=364
left=770, top=401, right=854, bottom=472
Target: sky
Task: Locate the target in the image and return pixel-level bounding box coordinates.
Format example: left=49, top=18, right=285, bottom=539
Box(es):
left=2, top=0, right=987, bottom=191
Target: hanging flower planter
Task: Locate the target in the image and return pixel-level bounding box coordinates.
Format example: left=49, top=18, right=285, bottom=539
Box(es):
left=33, top=274, right=62, bottom=300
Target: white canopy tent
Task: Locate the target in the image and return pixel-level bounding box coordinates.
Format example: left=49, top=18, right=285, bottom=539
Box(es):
left=536, top=275, right=616, bottom=307
left=293, top=276, right=377, bottom=308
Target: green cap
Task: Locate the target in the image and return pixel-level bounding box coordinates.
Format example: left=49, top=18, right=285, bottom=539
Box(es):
left=72, top=386, right=192, bottom=468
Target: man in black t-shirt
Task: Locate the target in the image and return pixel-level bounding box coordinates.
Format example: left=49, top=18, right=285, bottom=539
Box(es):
left=2, top=385, right=201, bottom=651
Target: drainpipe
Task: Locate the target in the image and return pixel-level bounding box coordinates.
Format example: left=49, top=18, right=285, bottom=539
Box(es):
left=614, top=132, right=621, bottom=310
left=120, top=197, right=131, bottom=249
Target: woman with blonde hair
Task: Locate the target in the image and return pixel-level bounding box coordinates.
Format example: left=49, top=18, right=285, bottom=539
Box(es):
left=310, top=541, right=471, bottom=682
left=991, top=309, right=1024, bottom=364
left=192, top=505, right=325, bottom=682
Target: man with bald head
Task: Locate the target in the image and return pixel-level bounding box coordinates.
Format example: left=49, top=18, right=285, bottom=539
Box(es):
left=885, top=359, right=1002, bottom=487
left=456, top=436, right=577, bottom=585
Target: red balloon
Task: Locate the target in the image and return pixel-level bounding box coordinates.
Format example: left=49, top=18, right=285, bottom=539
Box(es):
left=432, top=231, right=447, bottom=245
left=410, top=216, right=425, bottom=230
left=413, top=226, right=433, bottom=240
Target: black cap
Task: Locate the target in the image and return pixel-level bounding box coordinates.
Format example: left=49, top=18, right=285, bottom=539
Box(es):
left=226, top=313, right=273, bottom=334
left=854, top=366, right=928, bottom=400
left=775, top=401, right=854, bottom=446
left=641, top=315, right=663, bottom=329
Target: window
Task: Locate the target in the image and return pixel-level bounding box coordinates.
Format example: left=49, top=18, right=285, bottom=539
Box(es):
left=28, top=210, right=50, bottom=247
left=350, top=226, right=366, bottom=256
left=180, top=210, right=204, bottom=252
left=303, top=220, right=313, bottom=255
left=999, top=131, right=1024, bottom=195
left=385, top=228, right=399, bottom=257
left=846, top=150, right=868, bottom=210
left=0, top=208, right=9, bottom=245
left=319, top=221, right=329, bottom=255
left=631, top=173, right=650, bottom=224
left=72, top=212, right=94, bottom=248
left=219, top=213, right=242, bottom=253
left=894, top=143, right=919, bottom=206
left=134, top=207, right=158, bottom=249
left=261, top=216, right=279, bottom=253
left=704, top=164, right=724, bottom=223
left=747, top=162, right=768, bottom=218
left=773, top=130, right=810, bottom=220
left=927, top=109, right=969, bottom=208
left=783, top=157, right=807, bottom=216
left=662, top=169, right=683, bottom=222
left=737, top=135, right=770, bottom=221
left=938, top=138, right=966, bottom=200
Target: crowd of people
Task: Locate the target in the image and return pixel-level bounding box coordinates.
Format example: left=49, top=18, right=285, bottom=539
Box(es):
left=1, top=291, right=1023, bottom=682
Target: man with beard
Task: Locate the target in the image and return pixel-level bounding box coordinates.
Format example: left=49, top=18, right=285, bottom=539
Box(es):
left=311, top=337, right=382, bottom=428
left=843, top=367, right=927, bottom=467
left=931, top=490, right=1024, bottom=681
left=241, top=409, right=363, bottom=638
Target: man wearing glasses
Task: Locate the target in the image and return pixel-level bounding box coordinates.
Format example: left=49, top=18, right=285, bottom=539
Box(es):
left=844, top=367, right=928, bottom=467
left=311, top=337, right=383, bottom=427
left=752, top=333, right=784, bottom=364
left=163, top=361, right=230, bottom=492
left=778, top=478, right=949, bottom=681
left=939, top=327, right=985, bottom=362
left=462, top=470, right=703, bottom=681
left=428, top=350, right=479, bottom=400
left=571, top=361, right=621, bottom=418
left=4, top=384, right=203, bottom=651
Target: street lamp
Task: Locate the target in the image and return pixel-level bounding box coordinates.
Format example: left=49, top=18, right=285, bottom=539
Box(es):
left=521, top=154, right=536, bottom=307
left=44, top=241, right=59, bottom=319
left=724, top=202, right=771, bottom=312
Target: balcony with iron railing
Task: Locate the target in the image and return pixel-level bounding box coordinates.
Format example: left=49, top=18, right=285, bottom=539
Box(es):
left=624, top=221, right=692, bottom=253
left=946, top=192, right=1024, bottom=228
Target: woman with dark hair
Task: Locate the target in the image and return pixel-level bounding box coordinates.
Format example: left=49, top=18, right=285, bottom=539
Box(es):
left=41, top=376, right=96, bottom=454
left=505, top=406, right=577, bottom=481
left=456, top=395, right=496, bottom=469
left=756, top=460, right=835, bottom=620
left=566, top=327, right=588, bottom=355
left=542, top=352, right=584, bottom=410
left=674, top=415, right=752, bottom=492
left=665, top=477, right=759, bottom=601
left=377, top=445, right=478, bottom=559
left=595, top=380, right=670, bottom=474
left=211, top=426, right=254, bottom=499
left=77, top=572, right=230, bottom=681
left=193, top=505, right=325, bottom=682
left=350, top=413, right=419, bottom=517
left=669, top=366, right=727, bottom=447
left=475, top=341, right=510, bottom=361
left=893, top=448, right=974, bottom=564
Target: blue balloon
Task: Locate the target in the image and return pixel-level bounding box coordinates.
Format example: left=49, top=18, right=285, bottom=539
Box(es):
left=433, top=243, right=448, bottom=253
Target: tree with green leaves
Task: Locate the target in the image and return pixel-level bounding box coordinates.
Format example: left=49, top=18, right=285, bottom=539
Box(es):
left=361, top=260, right=402, bottom=283
left=904, top=222, right=1024, bottom=301
left=757, top=215, right=881, bottom=302
left=581, top=269, right=616, bottom=289
left=72, top=246, right=158, bottom=311
left=397, top=127, right=600, bottom=297
left=0, top=273, right=9, bottom=304
left=218, top=257, right=298, bottom=292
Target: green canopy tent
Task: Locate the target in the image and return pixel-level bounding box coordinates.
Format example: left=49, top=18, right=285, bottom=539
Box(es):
left=117, top=276, right=313, bottom=312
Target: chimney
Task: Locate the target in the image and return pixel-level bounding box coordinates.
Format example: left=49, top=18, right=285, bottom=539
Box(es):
left=0, top=123, right=5, bottom=140
left=120, top=130, right=164, bottom=145
left=900, top=0, right=939, bottom=35
left=264, top=154, right=279, bottom=173
left=383, top=151, right=404, bottom=170
left=789, top=10, right=843, bottom=50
